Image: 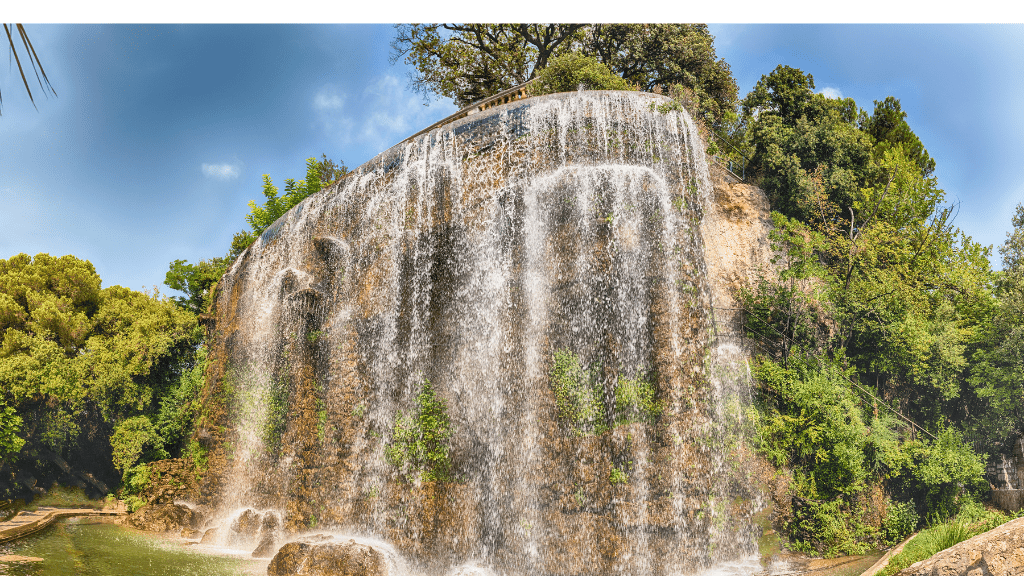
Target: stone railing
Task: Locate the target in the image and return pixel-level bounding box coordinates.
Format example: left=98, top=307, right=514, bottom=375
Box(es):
left=398, top=80, right=536, bottom=146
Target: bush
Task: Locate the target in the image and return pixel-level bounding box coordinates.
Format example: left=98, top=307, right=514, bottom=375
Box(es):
left=385, top=380, right=453, bottom=482
left=156, top=346, right=210, bottom=453
left=530, top=53, right=633, bottom=96
left=881, top=500, right=920, bottom=546
left=614, top=373, right=664, bottom=425
left=550, top=349, right=607, bottom=435
left=110, top=416, right=167, bottom=478
left=0, top=404, right=24, bottom=462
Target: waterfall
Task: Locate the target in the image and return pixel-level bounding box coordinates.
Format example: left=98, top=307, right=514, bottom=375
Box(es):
left=202, top=91, right=761, bottom=575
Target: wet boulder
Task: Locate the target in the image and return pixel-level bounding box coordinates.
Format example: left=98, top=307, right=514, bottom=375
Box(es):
left=125, top=503, right=197, bottom=533
left=252, top=533, right=277, bottom=558
left=267, top=538, right=389, bottom=576
left=230, top=508, right=261, bottom=538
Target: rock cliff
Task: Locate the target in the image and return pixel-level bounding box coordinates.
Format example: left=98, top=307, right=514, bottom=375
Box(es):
left=192, top=90, right=774, bottom=576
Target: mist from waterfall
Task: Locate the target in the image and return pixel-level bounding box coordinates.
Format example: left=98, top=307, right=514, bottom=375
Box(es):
left=201, top=91, right=762, bottom=576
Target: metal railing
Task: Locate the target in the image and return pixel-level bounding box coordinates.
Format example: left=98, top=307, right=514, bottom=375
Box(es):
left=708, top=132, right=750, bottom=182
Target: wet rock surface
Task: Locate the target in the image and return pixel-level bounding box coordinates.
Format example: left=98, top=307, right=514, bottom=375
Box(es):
left=198, top=91, right=768, bottom=575
left=267, top=538, right=389, bottom=576
left=897, top=516, right=1024, bottom=575
left=124, top=502, right=197, bottom=533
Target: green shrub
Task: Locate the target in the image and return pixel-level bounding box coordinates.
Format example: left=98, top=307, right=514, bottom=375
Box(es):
left=880, top=513, right=986, bottom=576
left=614, top=373, right=664, bottom=425
left=550, top=349, right=607, bottom=435
left=385, top=380, right=453, bottom=482
left=0, top=404, right=24, bottom=463
left=122, top=463, right=151, bottom=495
left=530, top=53, right=633, bottom=96
left=609, top=464, right=628, bottom=485
left=881, top=500, right=920, bottom=546
left=909, top=428, right=987, bottom=519
left=156, top=346, right=210, bottom=453
left=124, top=495, right=147, bottom=513
left=185, top=439, right=208, bottom=478
left=262, top=376, right=290, bottom=453
left=110, top=416, right=167, bottom=478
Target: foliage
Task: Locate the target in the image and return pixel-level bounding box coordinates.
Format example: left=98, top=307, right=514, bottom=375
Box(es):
left=110, top=416, right=167, bottom=477
left=751, top=356, right=869, bottom=498
left=164, top=258, right=229, bottom=315
left=613, top=372, right=664, bottom=425
left=740, top=65, right=874, bottom=222
left=0, top=253, right=199, bottom=457
left=878, top=502, right=1018, bottom=576
left=0, top=404, right=24, bottom=462
left=1, top=24, right=57, bottom=115
left=880, top=500, right=919, bottom=546
left=228, top=155, right=347, bottom=259
left=185, top=439, right=208, bottom=477
left=966, top=204, right=1024, bottom=446
left=609, top=464, right=628, bottom=485
left=385, top=380, right=453, bottom=482
left=390, top=24, right=737, bottom=126
left=550, top=349, right=607, bottom=435
left=529, top=53, right=632, bottom=95
left=907, top=428, right=987, bottom=518
left=155, top=345, right=210, bottom=452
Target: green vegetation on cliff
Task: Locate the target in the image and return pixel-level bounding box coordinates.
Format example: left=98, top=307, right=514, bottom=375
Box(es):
left=386, top=380, right=454, bottom=483
left=732, top=64, right=1019, bottom=555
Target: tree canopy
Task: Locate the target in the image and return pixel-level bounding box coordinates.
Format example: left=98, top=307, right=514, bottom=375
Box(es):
left=0, top=253, right=200, bottom=452
left=390, top=23, right=738, bottom=127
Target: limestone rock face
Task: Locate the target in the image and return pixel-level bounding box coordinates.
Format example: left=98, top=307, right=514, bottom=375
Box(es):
left=199, top=91, right=769, bottom=575
left=700, top=164, right=774, bottom=337
left=267, top=538, right=389, bottom=576
left=898, top=517, right=1024, bottom=575
left=124, top=503, right=197, bottom=533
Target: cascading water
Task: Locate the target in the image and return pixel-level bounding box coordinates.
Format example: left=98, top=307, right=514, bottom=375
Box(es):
left=199, top=91, right=762, bottom=575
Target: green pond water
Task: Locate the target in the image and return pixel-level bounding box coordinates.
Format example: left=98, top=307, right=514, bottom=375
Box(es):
left=0, top=518, right=265, bottom=576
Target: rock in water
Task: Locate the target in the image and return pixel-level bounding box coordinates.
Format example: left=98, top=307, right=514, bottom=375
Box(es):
left=230, top=508, right=261, bottom=538
left=898, top=516, right=1024, bottom=575
left=268, top=539, right=388, bottom=576
left=252, top=533, right=277, bottom=558
left=125, top=503, right=196, bottom=533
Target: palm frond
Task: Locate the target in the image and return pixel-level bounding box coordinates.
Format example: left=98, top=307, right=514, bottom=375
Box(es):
left=2, top=23, right=57, bottom=115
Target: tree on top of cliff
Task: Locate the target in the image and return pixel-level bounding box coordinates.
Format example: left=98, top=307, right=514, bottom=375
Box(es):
left=227, top=154, right=348, bottom=260
left=390, top=23, right=738, bottom=128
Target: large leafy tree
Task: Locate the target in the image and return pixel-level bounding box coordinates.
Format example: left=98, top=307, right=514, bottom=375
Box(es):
left=740, top=65, right=874, bottom=221
left=390, top=23, right=738, bottom=127
left=737, top=63, right=998, bottom=553
left=0, top=253, right=200, bottom=453
left=966, top=204, right=1024, bottom=446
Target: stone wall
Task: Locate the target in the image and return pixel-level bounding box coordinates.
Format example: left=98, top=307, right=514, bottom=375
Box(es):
left=897, top=516, right=1024, bottom=576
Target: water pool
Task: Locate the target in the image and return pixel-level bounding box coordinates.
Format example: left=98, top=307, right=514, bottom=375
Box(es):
left=0, top=518, right=266, bottom=576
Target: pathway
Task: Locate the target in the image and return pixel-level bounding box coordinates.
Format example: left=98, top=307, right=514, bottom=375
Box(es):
left=0, top=506, right=124, bottom=544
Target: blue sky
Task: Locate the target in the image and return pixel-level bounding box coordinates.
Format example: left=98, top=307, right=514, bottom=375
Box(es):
left=2, top=23, right=1023, bottom=296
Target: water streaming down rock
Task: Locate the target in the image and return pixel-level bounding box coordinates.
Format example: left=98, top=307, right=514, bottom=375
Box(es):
left=200, top=91, right=763, bottom=575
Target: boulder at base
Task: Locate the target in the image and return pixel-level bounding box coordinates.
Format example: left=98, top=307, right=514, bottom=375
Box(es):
left=124, top=503, right=198, bottom=533
left=268, top=538, right=388, bottom=576
left=899, top=516, right=1024, bottom=575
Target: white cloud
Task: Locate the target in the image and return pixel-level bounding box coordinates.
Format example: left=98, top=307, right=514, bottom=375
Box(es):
left=312, top=75, right=458, bottom=153
left=202, top=163, right=240, bottom=180
left=314, top=87, right=346, bottom=110
left=820, top=86, right=844, bottom=100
